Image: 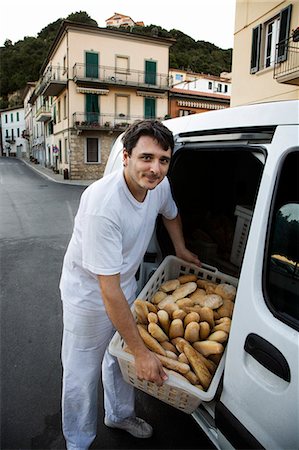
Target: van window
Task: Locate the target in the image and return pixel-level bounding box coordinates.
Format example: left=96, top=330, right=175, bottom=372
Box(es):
left=265, top=151, right=299, bottom=330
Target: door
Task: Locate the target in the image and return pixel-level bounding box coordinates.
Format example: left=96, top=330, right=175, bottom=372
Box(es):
left=145, top=60, right=156, bottom=85
left=144, top=98, right=156, bottom=119
left=85, top=94, right=99, bottom=123
left=216, top=139, right=299, bottom=449
left=85, top=52, right=99, bottom=79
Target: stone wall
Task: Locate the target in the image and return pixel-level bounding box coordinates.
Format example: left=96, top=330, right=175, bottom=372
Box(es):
left=69, top=130, right=121, bottom=180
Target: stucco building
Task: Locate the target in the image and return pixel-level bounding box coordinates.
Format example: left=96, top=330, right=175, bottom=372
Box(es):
left=231, top=0, right=299, bottom=106
left=26, top=20, right=174, bottom=180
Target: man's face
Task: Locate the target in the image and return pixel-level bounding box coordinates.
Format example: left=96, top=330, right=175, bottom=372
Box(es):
left=123, top=135, right=172, bottom=201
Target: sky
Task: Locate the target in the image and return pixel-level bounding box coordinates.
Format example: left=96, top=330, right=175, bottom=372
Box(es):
left=0, top=0, right=236, bottom=49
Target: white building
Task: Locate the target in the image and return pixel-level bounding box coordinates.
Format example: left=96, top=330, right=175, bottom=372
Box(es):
left=0, top=106, right=27, bottom=157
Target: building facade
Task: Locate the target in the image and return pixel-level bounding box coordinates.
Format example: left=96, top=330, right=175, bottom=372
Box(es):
left=0, top=106, right=27, bottom=157
left=169, top=70, right=231, bottom=117
left=231, top=0, right=299, bottom=106
left=25, top=21, right=174, bottom=180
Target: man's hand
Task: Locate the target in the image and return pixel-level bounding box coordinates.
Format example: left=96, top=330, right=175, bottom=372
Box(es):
left=176, top=247, right=201, bottom=267
left=134, top=349, right=168, bottom=386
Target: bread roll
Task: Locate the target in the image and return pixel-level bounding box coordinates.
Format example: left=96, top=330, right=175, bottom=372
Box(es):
left=199, top=321, right=210, bottom=340
left=176, top=298, right=194, bottom=309
left=148, top=322, right=169, bottom=342
left=157, top=309, right=170, bottom=334
left=169, top=319, right=184, bottom=339
left=196, top=294, right=223, bottom=309
left=208, top=330, right=229, bottom=343
left=152, top=291, right=167, bottom=304
left=216, top=299, right=234, bottom=318
left=157, top=295, right=176, bottom=310
left=172, top=309, right=187, bottom=320
left=184, top=321, right=200, bottom=343
left=172, top=282, right=197, bottom=301
left=182, top=342, right=212, bottom=390
left=215, top=283, right=236, bottom=301
left=184, top=311, right=200, bottom=327
left=193, top=340, right=224, bottom=357
left=147, top=312, right=158, bottom=323
left=137, top=324, right=166, bottom=356
left=178, top=274, right=198, bottom=284
left=160, top=279, right=180, bottom=293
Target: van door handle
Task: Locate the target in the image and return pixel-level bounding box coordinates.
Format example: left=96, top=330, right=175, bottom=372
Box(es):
left=244, top=333, right=290, bottom=382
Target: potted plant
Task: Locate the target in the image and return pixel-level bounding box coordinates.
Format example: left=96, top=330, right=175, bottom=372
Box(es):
left=292, top=27, right=299, bottom=42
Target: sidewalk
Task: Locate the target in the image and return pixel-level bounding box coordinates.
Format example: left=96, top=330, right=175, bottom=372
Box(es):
left=21, top=158, right=96, bottom=187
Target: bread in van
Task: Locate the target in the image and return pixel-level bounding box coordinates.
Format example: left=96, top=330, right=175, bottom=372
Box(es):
left=214, top=283, right=236, bottom=301
left=160, top=279, right=180, bottom=293
left=195, top=294, right=223, bottom=309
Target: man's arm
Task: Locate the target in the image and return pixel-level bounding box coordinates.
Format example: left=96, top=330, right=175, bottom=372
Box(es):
left=162, top=214, right=201, bottom=266
left=98, top=273, right=167, bottom=386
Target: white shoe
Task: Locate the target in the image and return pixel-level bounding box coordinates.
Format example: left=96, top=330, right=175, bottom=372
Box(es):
left=104, top=416, right=153, bottom=438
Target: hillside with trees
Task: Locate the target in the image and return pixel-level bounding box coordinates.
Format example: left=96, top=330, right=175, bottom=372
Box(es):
left=0, top=11, right=232, bottom=109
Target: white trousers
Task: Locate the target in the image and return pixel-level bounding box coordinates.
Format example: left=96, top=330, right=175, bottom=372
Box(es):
left=61, top=302, right=135, bottom=450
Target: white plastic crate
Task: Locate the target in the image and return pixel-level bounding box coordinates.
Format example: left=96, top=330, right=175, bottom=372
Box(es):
left=109, top=255, right=238, bottom=414
left=230, top=205, right=253, bottom=267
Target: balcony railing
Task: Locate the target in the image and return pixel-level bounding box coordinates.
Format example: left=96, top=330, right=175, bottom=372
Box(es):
left=38, top=65, right=68, bottom=97
left=73, top=112, right=158, bottom=131
left=73, top=64, right=170, bottom=90
left=274, top=36, right=299, bottom=85
left=36, top=105, right=52, bottom=122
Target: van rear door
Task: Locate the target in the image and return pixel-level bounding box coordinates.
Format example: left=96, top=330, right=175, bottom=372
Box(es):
left=215, top=131, right=299, bottom=449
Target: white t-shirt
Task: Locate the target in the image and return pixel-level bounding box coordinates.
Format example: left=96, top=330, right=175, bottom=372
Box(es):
left=59, top=169, right=178, bottom=311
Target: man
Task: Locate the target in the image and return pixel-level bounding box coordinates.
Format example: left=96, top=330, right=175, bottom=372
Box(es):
left=59, top=119, right=200, bottom=450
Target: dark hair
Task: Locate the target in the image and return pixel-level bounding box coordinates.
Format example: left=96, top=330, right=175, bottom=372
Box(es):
left=122, top=119, right=174, bottom=155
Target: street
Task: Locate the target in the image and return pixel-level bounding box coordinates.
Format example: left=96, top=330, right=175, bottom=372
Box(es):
left=0, top=157, right=215, bottom=450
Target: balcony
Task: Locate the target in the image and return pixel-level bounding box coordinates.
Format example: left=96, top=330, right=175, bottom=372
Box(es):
left=5, top=137, right=15, bottom=144
left=39, top=65, right=68, bottom=97
left=274, top=36, right=299, bottom=85
left=73, top=112, right=157, bottom=131
left=36, top=105, right=52, bottom=122
left=73, top=64, right=170, bottom=92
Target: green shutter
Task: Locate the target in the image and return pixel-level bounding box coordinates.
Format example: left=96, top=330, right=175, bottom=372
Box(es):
left=85, top=52, right=99, bottom=78
left=144, top=98, right=156, bottom=119
left=145, top=60, right=156, bottom=85
left=85, top=94, right=99, bottom=123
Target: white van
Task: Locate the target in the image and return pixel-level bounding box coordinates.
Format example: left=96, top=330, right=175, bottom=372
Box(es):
left=105, top=100, right=299, bottom=450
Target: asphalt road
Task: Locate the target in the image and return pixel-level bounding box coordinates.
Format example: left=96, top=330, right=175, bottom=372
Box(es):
left=0, top=157, right=215, bottom=450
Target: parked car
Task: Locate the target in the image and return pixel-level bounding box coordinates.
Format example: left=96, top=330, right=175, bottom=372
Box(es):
left=105, top=100, right=299, bottom=450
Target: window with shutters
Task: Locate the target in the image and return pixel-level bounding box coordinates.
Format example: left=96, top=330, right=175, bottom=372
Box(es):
left=145, top=60, right=157, bottom=85
left=85, top=94, right=99, bottom=123
left=250, top=4, right=292, bottom=73
left=85, top=52, right=99, bottom=79
left=144, top=98, right=156, bottom=119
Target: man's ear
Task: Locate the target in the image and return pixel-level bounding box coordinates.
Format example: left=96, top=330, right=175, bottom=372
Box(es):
left=123, top=148, right=129, bottom=167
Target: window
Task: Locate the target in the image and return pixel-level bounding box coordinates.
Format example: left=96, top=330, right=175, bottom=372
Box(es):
left=5, top=130, right=8, bottom=138
left=265, top=151, right=299, bottom=330
left=57, top=100, right=61, bottom=122
left=64, top=137, right=68, bottom=163
left=85, top=52, right=99, bottom=78
left=5, top=114, right=8, bottom=123
left=116, top=95, right=129, bottom=118
left=86, top=138, right=100, bottom=163
left=208, top=81, right=213, bottom=90
left=250, top=4, right=292, bottom=73
left=16, top=112, right=19, bottom=121
left=85, top=94, right=99, bottom=123
left=145, top=60, right=157, bottom=85
left=224, top=84, right=228, bottom=93
left=175, top=74, right=183, bottom=81
left=179, top=110, right=191, bottom=116
left=10, top=113, right=13, bottom=122
left=264, top=17, right=280, bottom=68
left=144, top=98, right=156, bottom=119
left=63, top=55, right=67, bottom=74
left=17, top=128, right=20, bottom=137
left=217, top=83, right=222, bottom=92
left=59, top=139, right=62, bottom=163
left=116, top=56, right=129, bottom=74
left=63, top=95, right=67, bottom=119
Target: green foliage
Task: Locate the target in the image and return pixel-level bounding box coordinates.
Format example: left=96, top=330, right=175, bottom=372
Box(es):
left=0, top=13, right=231, bottom=106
